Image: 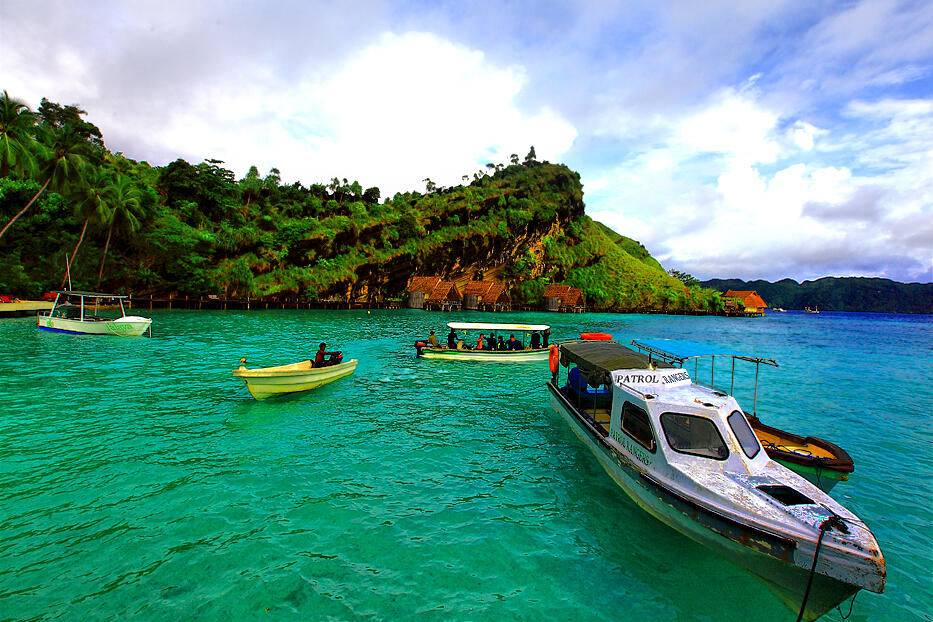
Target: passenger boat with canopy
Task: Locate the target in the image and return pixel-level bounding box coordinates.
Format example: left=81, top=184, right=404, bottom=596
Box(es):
left=630, top=339, right=854, bottom=492
left=414, top=322, right=550, bottom=362
left=548, top=337, right=884, bottom=620
left=36, top=290, right=152, bottom=336
left=232, top=356, right=357, bottom=400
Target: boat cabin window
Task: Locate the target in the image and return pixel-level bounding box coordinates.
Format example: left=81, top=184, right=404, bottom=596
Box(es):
left=621, top=401, right=656, bottom=452
left=660, top=413, right=728, bottom=460
left=727, top=410, right=761, bottom=459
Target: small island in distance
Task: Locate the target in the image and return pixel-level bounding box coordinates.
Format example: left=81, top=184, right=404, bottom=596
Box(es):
left=701, top=277, right=932, bottom=315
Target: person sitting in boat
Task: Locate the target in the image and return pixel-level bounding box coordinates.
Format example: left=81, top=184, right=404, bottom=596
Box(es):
left=530, top=331, right=541, bottom=349
left=456, top=339, right=465, bottom=350
left=486, top=333, right=497, bottom=350
left=497, top=336, right=506, bottom=350
left=447, top=328, right=457, bottom=348
left=428, top=330, right=439, bottom=348
left=314, top=342, right=341, bottom=367
left=476, top=334, right=485, bottom=349
left=508, top=334, right=520, bottom=350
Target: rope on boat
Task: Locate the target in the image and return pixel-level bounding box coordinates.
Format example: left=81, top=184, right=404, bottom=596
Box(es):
left=796, top=514, right=847, bottom=622
left=836, top=591, right=859, bottom=620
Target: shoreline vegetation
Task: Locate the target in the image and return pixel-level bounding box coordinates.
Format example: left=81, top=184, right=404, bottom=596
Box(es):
left=2, top=92, right=928, bottom=316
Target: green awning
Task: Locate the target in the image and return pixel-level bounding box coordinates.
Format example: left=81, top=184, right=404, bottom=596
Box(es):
left=559, top=340, right=672, bottom=387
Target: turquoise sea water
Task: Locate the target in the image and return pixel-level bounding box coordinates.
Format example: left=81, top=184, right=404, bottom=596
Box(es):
left=1, top=309, right=931, bottom=621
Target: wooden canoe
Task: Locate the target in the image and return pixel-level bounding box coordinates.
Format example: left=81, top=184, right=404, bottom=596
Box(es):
left=747, top=413, right=854, bottom=492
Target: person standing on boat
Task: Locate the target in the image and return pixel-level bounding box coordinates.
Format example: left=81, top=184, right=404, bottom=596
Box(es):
left=530, top=331, right=541, bottom=349
left=428, top=330, right=439, bottom=348
left=447, top=328, right=457, bottom=348
left=543, top=328, right=550, bottom=347
left=486, top=333, right=497, bottom=350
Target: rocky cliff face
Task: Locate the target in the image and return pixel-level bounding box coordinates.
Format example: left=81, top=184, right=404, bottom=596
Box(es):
left=300, top=163, right=587, bottom=302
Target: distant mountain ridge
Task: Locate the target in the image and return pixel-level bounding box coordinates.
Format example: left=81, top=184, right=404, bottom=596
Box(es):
left=701, top=277, right=932, bottom=314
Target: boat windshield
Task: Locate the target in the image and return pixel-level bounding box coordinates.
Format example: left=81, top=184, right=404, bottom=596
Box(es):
left=727, top=410, right=761, bottom=459
left=660, top=412, right=729, bottom=460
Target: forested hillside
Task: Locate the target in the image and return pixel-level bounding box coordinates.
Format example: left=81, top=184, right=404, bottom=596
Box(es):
left=0, top=92, right=722, bottom=312
left=702, top=278, right=932, bottom=314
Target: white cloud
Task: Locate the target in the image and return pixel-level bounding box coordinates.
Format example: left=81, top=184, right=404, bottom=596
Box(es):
left=75, top=30, right=577, bottom=195
left=585, top=88, right=933, bottom=282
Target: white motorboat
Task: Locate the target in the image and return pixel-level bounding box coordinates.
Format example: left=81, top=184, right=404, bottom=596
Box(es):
left=548, top=338, right=884, bottom=620
left=36, top=290, right=152, bottom=336
left=233, top=357, right=358, bottom=400
left=630, top=339, right=855, bottom=492
left=414, top=322, right=550, bottom=362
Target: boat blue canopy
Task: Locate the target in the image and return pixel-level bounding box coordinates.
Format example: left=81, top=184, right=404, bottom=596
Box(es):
left=631, top=339, right=778, bottom=367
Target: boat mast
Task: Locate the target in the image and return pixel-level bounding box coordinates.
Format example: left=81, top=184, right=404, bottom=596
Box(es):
left=753, top=362, right=760, bottom=416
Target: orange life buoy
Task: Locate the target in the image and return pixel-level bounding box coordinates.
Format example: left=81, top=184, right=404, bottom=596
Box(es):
left=580, top=332, right=612, bottom=341
left=548, top=344, right=559, bottom=374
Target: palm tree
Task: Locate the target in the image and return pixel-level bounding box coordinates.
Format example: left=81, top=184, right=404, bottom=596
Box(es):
left=61, top=169, right=114, bottom=288
left=96, top=174, right=142, bottom=288
left=0, top=125, right=95, bottom=240
left=0, top=90, right=37, bottom=179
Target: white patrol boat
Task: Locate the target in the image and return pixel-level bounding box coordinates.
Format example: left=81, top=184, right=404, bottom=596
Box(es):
left=547, top=338, right=884, bottom=621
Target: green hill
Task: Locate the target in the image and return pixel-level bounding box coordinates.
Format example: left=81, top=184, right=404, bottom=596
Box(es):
left=0, top=93, right=722, bottom=313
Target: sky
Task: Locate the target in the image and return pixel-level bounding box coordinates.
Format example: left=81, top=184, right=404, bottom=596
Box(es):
left=1, top=0, right=931, bottom=283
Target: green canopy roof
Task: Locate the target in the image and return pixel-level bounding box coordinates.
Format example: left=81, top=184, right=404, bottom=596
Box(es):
left=559, top=340, right=672, bottom=387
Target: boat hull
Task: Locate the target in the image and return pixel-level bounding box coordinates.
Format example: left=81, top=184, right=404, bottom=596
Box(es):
left=37, top=314, right=151, bottom=336
left=547, top=382, right=858, bottom=620
left=233, top=359, right=358, bottom=399
left=419, top=348, right=547, bottom=362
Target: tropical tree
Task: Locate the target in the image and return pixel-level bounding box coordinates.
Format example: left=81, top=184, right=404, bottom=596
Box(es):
left=240, top=165, right=262, bottom=210
left=0, top=124, right=96, bottom=240
left=61, top=168, right=114, bottom=287
left=525, top=145, right=536, bottom=163
left=97, top=174, right=143, bottom=288
left=0, top=90, right=37, bottom=179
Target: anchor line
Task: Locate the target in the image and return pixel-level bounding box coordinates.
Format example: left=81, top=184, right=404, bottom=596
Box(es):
left=836, top=591, right=859, bottom=620
left=796, top=514, right=847, bottom=622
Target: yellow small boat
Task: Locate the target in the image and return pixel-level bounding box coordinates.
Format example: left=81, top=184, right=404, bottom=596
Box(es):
left=747, top=414, right=854, bottom=492
left=232, top=357, right=358, bottom=400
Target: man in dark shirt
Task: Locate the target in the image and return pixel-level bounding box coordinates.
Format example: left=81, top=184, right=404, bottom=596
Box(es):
left=530, top=331, right=541, bottom=349
left=447, top=328, right=457, bottom=348
left=486, top=333, right=497, bottom=350
left=543, top=328, right=551, bottom=347
left=314, top=342, right=329, bottom=367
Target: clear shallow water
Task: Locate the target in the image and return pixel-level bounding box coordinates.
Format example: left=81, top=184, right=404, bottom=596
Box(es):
left=1, top=309, right=931, bottom=621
